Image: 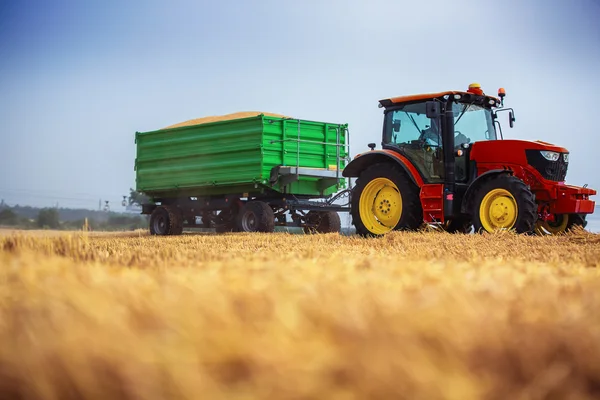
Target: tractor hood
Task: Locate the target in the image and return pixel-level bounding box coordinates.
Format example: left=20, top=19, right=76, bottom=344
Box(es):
left=470, top=139, right=568, bottom=165
left=470, top=139, right=570, bottom=182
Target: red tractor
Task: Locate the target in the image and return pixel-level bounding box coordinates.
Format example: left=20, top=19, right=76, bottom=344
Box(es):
left=343, top=83, right=596, bottom=236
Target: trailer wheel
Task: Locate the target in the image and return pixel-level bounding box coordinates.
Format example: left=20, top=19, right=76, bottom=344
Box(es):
left=149, top=205, right=183, bottom=235
left=351, top=163, right=423, bottom=237
left=303, top=211, right=341, bottom=234
left=472, top=175, right=536, bottom=234
left=215, top=210, right=237, bottom=233
left=236, top=201, right=275, bottom=233
left=201, top=212, right=213, bottom=228
left=170, top=207, right=184, bottom=235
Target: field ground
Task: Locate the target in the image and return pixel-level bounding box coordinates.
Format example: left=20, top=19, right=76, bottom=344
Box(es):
left=1, top=228, right=600, bottom=399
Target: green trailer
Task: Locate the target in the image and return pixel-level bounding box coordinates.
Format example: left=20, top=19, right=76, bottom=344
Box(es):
left=135, top=113, right=351, bottom=234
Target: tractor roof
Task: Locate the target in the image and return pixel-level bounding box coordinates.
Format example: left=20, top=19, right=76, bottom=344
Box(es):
left=379, top=89, right=501, bottom=108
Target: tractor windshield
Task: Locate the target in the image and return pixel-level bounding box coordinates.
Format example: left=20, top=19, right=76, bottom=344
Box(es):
left=453, top=102, right=497, bottom=144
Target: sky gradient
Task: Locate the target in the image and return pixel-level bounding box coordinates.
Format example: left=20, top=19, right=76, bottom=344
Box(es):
left=1, top=0, right=599, bottom=209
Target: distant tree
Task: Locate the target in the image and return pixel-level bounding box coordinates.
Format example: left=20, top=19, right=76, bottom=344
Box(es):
left=36, top=208, right=60, bottom=229
left=19, top=217, right=35, bottom=229
left=129, top=188, right=152, bottom=206
left=0, top=209, right=18, bottom=225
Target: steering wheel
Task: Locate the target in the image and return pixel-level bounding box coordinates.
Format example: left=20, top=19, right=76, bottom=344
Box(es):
left=419, top=128, right=441, bottom=147
left=454, top=130, right=470, bottom=147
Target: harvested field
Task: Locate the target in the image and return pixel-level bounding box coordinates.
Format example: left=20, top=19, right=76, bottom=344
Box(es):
left=1, top=229, right=600, bottom=399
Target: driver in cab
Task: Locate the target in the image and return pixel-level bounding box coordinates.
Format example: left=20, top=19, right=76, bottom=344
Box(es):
left=420, top=119, right=470, bottom=148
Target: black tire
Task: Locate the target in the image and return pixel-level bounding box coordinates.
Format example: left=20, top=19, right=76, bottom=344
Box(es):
left=149, top=205, right=183, bottom=235
left=567, top=214, right=588, bottom=230
left=236, top=201, right=275, bottom=233
left=215, top=210, right=236, bottom=233
left=201, top=212, right=213, bottom=229
left=351, top=163, right=423, bottom=237
left=444, top=218, right=473, bottom=234
left=471, top=175, right=536, bottom=234
left=170, top=207, right=184, bottom=235
left=303, top=211, right=341, bottom=234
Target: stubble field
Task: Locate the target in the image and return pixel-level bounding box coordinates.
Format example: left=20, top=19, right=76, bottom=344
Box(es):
left=1, top=228, right=600, bottom=399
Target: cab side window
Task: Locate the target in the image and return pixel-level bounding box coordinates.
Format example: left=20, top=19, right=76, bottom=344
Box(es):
left=383, top=102, right=444, bottom=182
left=384, top=103, right=440, bottom=147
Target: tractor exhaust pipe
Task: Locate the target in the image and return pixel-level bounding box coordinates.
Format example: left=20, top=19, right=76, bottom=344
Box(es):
left=443, top=97, right=455, bottom=217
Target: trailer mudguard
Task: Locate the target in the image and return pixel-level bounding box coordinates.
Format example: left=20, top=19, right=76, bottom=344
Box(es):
left=342, top=149, right=424, bottom=187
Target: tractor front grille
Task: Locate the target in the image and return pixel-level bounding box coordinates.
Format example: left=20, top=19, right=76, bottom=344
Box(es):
left=525, top=150, right=568, bottom=182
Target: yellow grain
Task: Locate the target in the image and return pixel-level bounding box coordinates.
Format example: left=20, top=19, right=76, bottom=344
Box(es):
left=163, top=111, right=289, bottom=130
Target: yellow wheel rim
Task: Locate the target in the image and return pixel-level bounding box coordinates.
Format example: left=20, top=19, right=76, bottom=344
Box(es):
left=479, top=189, right=518, bottom=232
left=359, top=178, right=402, bottom=235
left=535, top=214, right=568, bottom=235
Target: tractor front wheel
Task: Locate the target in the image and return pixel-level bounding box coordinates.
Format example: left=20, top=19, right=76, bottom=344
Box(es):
left=472, top=175, right=536, bottom=234
left=351, top=163, right=422, bottom=237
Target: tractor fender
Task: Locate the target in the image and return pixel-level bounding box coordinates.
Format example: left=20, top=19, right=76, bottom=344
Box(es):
left=461, top=169, right=513, bottom=213
left=342, top=150, right=424, bottom=187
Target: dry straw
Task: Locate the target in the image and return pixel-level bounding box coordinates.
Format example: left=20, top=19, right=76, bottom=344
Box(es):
left=1, top=229, right=599, bottom=399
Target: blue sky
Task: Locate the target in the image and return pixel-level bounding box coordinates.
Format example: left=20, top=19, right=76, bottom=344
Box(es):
left=1, top=0, right=599, bottom=209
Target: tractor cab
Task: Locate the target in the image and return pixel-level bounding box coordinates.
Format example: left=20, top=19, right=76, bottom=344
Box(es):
left=378, top=83, right=506, bottom=184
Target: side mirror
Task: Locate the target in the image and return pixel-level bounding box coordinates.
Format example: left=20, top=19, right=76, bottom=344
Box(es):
left=425, top=101, right=441, bottom=119
left=391, top=120, right=401, bottom=132
left=509, top=111, right=515, bottom=128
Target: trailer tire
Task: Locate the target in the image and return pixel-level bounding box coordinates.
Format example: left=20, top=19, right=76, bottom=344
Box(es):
left=170, top=207, right=184, bottom=235
left=236, top=201, right=275, bottom=233
left=149, top=206, right=183, bottom=235
left=215, top=210, right=237, bottom=233
left=201, top=212, right=213, bottom=229
left=303, top=211, right=341, bottom=234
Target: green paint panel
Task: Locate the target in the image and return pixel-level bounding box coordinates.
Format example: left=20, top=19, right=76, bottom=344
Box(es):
left=135, top=115, right=348, bottom=198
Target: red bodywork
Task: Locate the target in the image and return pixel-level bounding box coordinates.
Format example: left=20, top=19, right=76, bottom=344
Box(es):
left=470, top=140, right=596, bottom=217
left=352, top=149, right=425, bottom=187
left=348, top=141, right=596, bottom=223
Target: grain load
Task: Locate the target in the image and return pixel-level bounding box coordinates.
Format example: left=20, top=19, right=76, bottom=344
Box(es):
left=163, top=111, right=290, bottom=129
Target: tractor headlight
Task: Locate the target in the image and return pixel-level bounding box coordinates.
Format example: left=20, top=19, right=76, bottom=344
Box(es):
left=563, top=153, right=569, bottom=163
left=540, top=151, right=560, bottom=162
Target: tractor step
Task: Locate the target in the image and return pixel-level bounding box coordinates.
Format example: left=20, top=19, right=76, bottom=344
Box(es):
left=420, top=184, right=444, bottom=223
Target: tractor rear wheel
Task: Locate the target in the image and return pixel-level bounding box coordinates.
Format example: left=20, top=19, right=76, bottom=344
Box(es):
left=303, top=211, right=341, bottom=234
left=351, top=163, right=422, bottom=237
left=149, top=205, right=183, bottom=235
left=236, top=201, right=275, bottom=233
left=472, top=175, right=536, bottom=234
